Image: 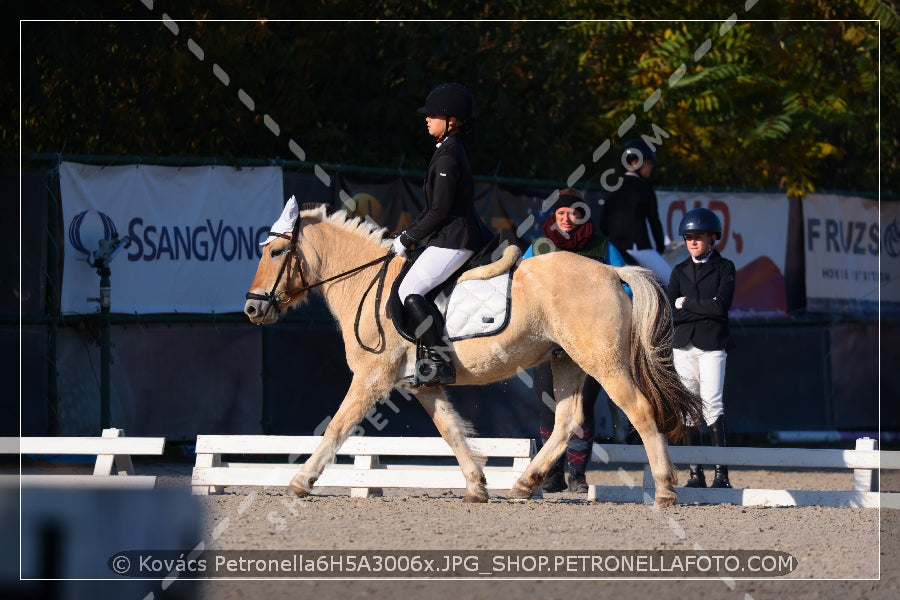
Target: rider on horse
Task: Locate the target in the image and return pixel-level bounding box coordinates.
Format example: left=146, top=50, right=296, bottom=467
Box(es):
left=392, top=82, right=494, bottom=386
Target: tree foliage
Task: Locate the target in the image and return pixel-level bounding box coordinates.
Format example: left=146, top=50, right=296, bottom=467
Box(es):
left=9, top=0, right=897, bottom=195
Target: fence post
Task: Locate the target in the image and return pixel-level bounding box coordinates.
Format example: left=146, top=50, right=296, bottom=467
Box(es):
left=351, top=454, right=383, bottom=498
left=853, top=437, right=877, bottom=492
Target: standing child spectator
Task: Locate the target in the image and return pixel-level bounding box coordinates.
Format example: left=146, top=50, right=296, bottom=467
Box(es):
left=668, top=207, right=736, bottom=488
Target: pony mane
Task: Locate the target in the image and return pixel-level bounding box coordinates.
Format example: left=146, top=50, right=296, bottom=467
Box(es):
left=298, top=204, right=393, bottom=249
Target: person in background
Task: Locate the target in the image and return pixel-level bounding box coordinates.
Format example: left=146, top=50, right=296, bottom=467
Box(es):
left=599, top=138, right=666, bottom=263
left=667, top=207, right=736, bottom=489
left=392, top=82, right=493, bottom=387
left=523, top=188, right=631, bottom=493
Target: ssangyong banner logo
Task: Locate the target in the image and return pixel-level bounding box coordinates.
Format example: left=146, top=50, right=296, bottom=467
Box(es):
left=68, top=209, right=120, bottom=259
left=124, top=216, right=271, bottom=262
left=59, top=162, right=283, bottom=314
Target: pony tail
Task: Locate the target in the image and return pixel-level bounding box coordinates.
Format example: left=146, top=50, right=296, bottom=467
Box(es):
left=615, top=266, right=703, bottom=442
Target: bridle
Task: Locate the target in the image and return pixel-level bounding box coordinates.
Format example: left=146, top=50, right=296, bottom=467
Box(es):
left=245, top=218, right=395, bottom=353
left=245, top=219, right=307, bottom=313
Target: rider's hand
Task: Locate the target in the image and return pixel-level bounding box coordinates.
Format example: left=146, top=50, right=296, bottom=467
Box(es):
left=392, top=235, right=407, bottom=258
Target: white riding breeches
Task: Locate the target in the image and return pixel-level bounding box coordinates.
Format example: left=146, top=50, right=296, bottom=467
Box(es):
left=674, top=343, right=727, bottom=426
left=397, top=246, right=474, bottom=303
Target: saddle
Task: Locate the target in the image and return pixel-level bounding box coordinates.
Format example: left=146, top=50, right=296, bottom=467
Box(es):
left=388, top=241, right=521, bottom=343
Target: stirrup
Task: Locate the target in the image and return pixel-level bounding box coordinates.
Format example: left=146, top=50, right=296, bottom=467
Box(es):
left=413, top=348, right=455, bottom=387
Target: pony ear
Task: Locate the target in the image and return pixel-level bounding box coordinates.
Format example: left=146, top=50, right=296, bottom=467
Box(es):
left=275, top=196, right=300, bottom=230
left=261, top=195, right=301, bottom=245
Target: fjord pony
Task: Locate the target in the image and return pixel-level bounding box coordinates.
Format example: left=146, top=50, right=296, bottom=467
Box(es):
left=244, top=204, right=701, bottom=507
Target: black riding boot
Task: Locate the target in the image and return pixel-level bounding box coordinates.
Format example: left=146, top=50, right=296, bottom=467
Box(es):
left=708, top=416, right=732, bottom=488
left=683, top=425, right=707, bottom=488
left=404, top=294, right=456, bottom=386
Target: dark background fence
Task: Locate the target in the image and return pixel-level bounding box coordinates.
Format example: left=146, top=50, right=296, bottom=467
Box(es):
left=8, top=162, right=897, bottom=444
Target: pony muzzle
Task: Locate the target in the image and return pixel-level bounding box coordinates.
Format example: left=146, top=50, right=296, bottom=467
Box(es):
left=244, top=291, right=284, bottom=322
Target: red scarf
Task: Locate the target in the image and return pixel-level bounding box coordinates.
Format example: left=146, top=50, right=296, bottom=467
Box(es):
left=542, top=215, right=595, bottom=251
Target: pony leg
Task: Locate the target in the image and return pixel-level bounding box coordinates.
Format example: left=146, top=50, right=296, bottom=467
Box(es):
left=415, top=387, right=489, bottom=503
left=509, top=356, right=585, bottom=499
left=603, top=375, right=678, bottom=507
left=288, top=376, right=384, bottom=497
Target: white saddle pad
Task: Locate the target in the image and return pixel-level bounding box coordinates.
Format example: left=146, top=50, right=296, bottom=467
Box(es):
left=628, top=248, right=673, bottom=286
left=443, top=271, right=512, bottom=341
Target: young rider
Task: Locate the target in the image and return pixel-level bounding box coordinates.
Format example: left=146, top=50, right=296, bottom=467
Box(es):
left=392, top=83, right=492, bottom=386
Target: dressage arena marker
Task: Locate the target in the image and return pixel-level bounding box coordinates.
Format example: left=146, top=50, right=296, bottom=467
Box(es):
left=589, top=437, right=900, bottom=508
left=2, top=428, right=165, bottom=489
left=191, top=435, right=536, bottom=497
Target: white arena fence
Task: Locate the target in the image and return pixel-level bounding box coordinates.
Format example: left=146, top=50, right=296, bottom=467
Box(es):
left=3, top=428, right=165, bottom=489
left=190, top=435, right=537, bottom=497
left=590, top=437, right=900, bottom=508
left=192, top=435, right=898, bottom=508
left=4, top=431, right=897, bottom=507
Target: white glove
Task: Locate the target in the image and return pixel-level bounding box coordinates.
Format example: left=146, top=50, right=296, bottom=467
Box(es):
left=392, top=236, right=407, bottom=258
left=675, top=297, right=686, bottom=309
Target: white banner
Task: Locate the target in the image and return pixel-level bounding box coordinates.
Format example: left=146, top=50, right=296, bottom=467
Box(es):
left=656, top=192, right=790, bottom=319
left=803, top=194, right=899, bottom=315
left=60, top=163, right=283, bottom=314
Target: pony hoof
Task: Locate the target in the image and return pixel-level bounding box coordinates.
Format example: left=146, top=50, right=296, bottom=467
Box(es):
left=507, top=483, right=535, bottom=500
left=288, top=484, right=310, bottom=498
left=655, top=493, right=677, bottom=508
left=463, top=494, right=488, bottom=504
left=463, top=491, right=489, bottom=503
left=288, top=477, right=312, bottom=498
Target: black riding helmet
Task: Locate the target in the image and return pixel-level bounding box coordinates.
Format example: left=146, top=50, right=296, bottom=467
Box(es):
left=417, top=83, right=474, bottom=119
left=623, top=138, right=657, bottom=169
left=417, top=83, right=474, bottom=137
left=678, top=208, right=722, bottom=241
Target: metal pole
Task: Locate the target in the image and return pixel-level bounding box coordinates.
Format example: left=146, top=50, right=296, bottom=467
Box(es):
left=97, top=264, right=111, bottom=430
left=90, top=233, right=129, bottom=432
left=261, top=327, right=273, bottom=434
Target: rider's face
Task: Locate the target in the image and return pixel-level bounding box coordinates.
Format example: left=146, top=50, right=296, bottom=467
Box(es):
left=683, top=232, right=716, bottom=258
left=426, top=115, right=458, bottom=139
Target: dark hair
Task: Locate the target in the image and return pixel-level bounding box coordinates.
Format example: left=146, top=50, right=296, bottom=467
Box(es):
left=550, top=188, right=586, bottom=217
